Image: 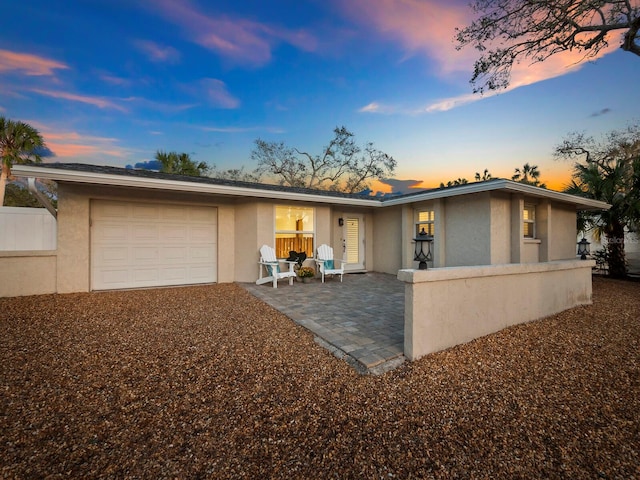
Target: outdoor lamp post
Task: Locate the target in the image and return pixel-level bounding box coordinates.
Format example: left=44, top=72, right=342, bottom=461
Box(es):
left=577, top=237, right=590, bottom=260
left=414, top=227, right=433, bottom=270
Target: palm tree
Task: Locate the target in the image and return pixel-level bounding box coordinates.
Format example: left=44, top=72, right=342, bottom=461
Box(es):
left=475, top=169, right=492, bottom=181
left=511, top=163, right=545, bottom=187
left=154, top=150, right=209, bottom=176
left=0, top=117, right=46, bottom=205
left=557, top=126, right=640, bottom=278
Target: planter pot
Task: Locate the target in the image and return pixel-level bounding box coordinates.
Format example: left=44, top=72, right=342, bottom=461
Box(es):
left=301, top=277, right=313, bottom=283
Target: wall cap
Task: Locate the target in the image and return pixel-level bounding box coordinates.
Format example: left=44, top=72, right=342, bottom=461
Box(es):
left=398, top=260, right=595, bottom=283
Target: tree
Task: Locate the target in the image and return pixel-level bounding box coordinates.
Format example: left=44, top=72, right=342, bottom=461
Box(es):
left=475, top=169, right=492, bottom=181
left=1, top=116, right=46, bottom=205
left=251, top=126, right=397, bottom=193
left=554, top=125, right=640, bottom=278
left=439, top=178, right=469, bottom=188
left=512, top=163, right=546, bottom=188
left=456, top=1, right=640, bottom=93
left=155, top=150, right=209, bottom=177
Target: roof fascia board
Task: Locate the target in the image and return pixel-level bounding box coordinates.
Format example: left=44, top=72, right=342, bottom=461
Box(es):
left=13, top=165, right=380, bottom=207
left=381, top=179, right=610, bottom=211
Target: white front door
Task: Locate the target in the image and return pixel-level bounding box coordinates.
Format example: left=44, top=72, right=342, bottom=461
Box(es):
left=343, top=214, right=365, bottom=271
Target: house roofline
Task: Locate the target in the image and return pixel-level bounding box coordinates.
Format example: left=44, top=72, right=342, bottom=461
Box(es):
left=13, top=163, right=611, bottom=211
left=380, top=179, right=611, bottom=211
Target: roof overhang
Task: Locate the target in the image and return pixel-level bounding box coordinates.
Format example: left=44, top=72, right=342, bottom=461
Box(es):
left=12, top=164, right=381, bottom=207
left=13, top=163, right=611, bottom=211
left=381, top=179, right=610, bottom=211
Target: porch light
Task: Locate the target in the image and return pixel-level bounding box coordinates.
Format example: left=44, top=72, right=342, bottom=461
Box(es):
left=577, top=237, right=590, bottom=260
left=338, top=217, right=344, bottom=227
left=414, top=227, right=433, bottom=270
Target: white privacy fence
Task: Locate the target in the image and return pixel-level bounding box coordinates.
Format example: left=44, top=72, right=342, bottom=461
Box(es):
left=0, top=207, right=57, bottom=251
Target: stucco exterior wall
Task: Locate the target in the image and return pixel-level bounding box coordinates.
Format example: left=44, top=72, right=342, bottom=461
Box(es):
left=489, top=193, right=511, bottom=264
left=550, top=203, right=578, bottom=260
left=445, top=193, right=491, bottom=266
left=0, top=251, right=57, bottom=297
left=372, top=205, right=403, bottom=274
left=57, top=185, right=91, bottom=293
left=399, top=260, right=594, bottom=361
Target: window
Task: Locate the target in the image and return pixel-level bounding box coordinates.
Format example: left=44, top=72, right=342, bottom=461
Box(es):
left=275, top=206, right=314, bottom=258
left=523, top=204, right=535, bottom=238
left=416, top=209, right=435, bottom=236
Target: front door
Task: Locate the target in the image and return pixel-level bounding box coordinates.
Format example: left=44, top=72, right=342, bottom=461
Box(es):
left=342, top=214, right=365, bottom=271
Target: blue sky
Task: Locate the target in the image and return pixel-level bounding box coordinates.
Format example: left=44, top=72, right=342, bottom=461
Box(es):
left=1, top=0, right=638, bottom=192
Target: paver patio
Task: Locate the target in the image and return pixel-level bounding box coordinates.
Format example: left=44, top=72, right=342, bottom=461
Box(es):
left=242, top=272, right=405, bottom=374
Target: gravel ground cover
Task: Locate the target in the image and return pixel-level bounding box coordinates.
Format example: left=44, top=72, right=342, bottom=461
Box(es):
left=1, top=277, right=639, bottom=479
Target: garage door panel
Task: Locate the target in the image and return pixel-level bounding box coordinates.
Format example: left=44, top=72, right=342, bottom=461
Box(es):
left=133, top=267, right=160, bottom=283
left=97, top=224, right=129, bottom=242
left=190, top=265, right=214, bottom=281
left=159, top=225, right=188, bottom=241
left=94, top=246, right=129, bottom=266
left=190, top=225, right=216, bottom=241
left=97, top=268, right=131, bottom=287
left=162, top=206, right=189, bottom=220
left=161, top=267, right=188, bottom=282
left=91, top=200, right=217, bottom=290
left=190, top=246, right=214, bottom=260
left=96, top=202, right=128, bottom=218
left=131, top=247, right=159, bottom=263
left=132, top=204, right=160, bottom=220
left=132, top=225, right=159, bottom=242
left=190, top=207, right=217, bottom=222
left=161, top=246, right=188, bottom=262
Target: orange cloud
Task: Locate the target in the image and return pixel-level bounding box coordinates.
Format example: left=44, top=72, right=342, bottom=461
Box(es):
left=146, top=0, right=317, bottom=66
left=0, top=49, right=69, bottom=76
left=30, top=89, right=128, bottom=112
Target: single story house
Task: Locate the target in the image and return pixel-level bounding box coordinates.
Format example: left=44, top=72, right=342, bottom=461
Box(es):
left=3, top=162, right=608, bottom=297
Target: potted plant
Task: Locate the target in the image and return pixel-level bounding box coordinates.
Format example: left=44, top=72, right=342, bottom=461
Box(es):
left=297, top=266, right=316, bottom=283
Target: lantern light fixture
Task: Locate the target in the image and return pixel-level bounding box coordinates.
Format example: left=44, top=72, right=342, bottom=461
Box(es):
left=414, top=227, right=433, bottom=270
left=577, top=237, right=590, bottom=260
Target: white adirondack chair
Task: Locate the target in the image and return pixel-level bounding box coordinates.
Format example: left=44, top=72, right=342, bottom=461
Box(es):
left=256, top=245, right=296, bottom=288
left=315, top=244, right=345, bottom=283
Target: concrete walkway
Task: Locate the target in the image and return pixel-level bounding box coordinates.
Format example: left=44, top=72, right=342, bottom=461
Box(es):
left=242, top=272, right=405, bottom=375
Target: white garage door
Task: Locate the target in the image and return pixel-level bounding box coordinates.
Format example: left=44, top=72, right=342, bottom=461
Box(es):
left=91, top=200, right=217, bottom=290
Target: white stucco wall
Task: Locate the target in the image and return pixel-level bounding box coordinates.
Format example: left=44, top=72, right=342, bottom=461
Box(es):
left=489, top=193, right=511, bottom=264
left=57, top=185, right=91, bottom=293
left=399, top=260, right=594, bottom=361
left=445, top=193, right=491, bottom=266
left=372, top=205, right=403, bottom=274
left=0, top=251, right=57, bottom=297
left=550, top=203, right=578, bottom=260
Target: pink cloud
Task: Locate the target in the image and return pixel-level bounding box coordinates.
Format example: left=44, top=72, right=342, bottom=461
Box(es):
left=29, top=89, right=128, bottom=112
left=133, top=40, right=181, bottom=64
left=40, top=129, right=128, bottom=159
left=145, top=0, right=317, bottom=66
left=0, top=49, right=69, bottom=76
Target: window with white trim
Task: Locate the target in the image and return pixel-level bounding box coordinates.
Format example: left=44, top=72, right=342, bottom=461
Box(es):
left=275, top=206, right=314, bottom=258
left=523, top=204, right=536, bottom=238
left=416, top=209, right=435, bottom=236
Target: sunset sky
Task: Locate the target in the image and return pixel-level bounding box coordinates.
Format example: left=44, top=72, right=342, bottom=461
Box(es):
left=1, top=0, right=638, bottom=193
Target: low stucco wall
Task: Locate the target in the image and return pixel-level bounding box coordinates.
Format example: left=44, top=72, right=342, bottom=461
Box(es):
left=0, top=251, right=57, bottom=297
left=398, top=260, right=594, bottom=361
